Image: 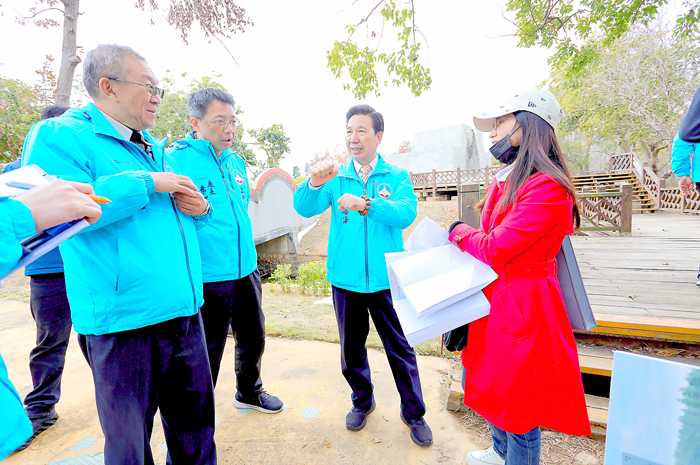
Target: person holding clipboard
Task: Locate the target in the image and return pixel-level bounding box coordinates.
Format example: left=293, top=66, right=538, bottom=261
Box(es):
left=448, top=89, right=591, bottom=465
left=0, top=179, right=101, bottom=460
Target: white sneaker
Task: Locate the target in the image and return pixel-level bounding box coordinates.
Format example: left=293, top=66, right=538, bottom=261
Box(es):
left=466, top=446, right=506, bottom=465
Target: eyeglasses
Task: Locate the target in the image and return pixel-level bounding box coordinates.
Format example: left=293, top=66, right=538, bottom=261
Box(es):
left=493, top=116, right=515, bottom=131
left=107, top=78, right=165, bottom=98
left=200, top=119, right=237, bottom=128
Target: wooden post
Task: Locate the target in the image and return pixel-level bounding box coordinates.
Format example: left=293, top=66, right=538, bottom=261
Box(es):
left=657, top=178, right=665, bottom=209
left=432, top=169, right=437, bottom=198
left=620, top=184, right=632, bottom=235
left=460, top=184, right=481, bottom=228
left=456, top=167, right=462, bottom=206
left=484, top=167, right=490, bottom=186
left=681, top=192, right=686, bottom=214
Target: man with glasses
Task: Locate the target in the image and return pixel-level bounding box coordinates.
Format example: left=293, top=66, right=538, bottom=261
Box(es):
left=22, top=44, right=216, bottom=464
left=168, top=87, right=284, bottom=413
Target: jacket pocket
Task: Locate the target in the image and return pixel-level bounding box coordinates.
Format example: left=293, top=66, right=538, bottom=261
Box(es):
left=495, top=283, right=531, bottom=345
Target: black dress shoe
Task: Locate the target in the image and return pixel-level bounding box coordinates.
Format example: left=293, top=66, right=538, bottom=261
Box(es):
left=400, top=411, right=433, bottom=446
left=16, top=412, right=59, bottom=452
left=345, top=400, right=376, bottom=431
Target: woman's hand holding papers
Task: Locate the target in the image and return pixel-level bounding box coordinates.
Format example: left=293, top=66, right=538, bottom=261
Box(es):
left=16, top=180, right=102, bottom=231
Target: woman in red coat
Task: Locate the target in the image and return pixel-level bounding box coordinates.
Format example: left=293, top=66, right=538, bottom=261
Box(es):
left=449, top=89, right=591, bottom=465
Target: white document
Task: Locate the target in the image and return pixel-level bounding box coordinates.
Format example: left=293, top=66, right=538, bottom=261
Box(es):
left=387, top=217, right=498, bottom=347
left=394, top=291, right=490, bottom=347
left=1, top=165, right=89, bottom=279
left=390, top=244, right=497, bottom=317
left=0, top=164, right=53, bottom=197
left=403, top=217, right=450, bottom=252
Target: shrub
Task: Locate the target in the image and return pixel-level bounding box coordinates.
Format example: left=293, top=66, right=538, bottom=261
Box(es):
left=297, top=261, right=330, bottom=296
left=269, top=264, right=292, bottom=293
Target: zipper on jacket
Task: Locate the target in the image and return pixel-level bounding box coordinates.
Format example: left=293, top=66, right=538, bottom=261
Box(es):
left=364, top=185, right=370, bottom=294
left=162, top=154, right=197, bottom=312
left=218, top=162, right=242, bottom=278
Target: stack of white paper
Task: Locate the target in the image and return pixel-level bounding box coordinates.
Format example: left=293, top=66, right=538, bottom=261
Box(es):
left=387, top=218, right=497, bottom=347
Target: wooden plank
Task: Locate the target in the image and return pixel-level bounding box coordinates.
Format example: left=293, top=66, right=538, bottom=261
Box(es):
left=579, top=353, right=613, bottom=376
left=587, top=406, right=608, bottom=426
left=592, top=313, right=700, bottom=332
left=585, top=394, right=610, bottom=410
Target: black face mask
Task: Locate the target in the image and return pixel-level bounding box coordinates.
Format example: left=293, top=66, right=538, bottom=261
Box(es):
left=489, top=133, right=519, bottom=165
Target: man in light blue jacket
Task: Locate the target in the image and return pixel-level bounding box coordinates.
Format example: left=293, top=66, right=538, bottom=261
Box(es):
left=169, top=87, right=283, bottom=413
left=22, top=44, right=216, bottom=464
left=293, top=104, right=432, bottom=447
left=671, top=130, right=700, bottom=285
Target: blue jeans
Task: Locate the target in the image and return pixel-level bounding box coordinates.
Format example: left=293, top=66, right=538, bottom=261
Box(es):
left=489, top=421, right=541, bottom=465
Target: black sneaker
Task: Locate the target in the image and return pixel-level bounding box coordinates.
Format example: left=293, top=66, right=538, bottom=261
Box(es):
left=400, top=411, right=433, bottom=447
left=345, top=400, right=376, bottom=431
left=232, top=390, right=283, bottom=414
left=15, top=412, right=59, bottom=452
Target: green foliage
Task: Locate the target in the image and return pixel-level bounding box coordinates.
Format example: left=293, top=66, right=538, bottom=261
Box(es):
left=296, top=261, right=331, bottom=296
left=294, top=175, right=308, bottom=185
left=327, top=0, right=432, bottom=99
left=269, top=264, right=293, bottom=293
left=548, top=25, right=700, bottom=172
left=248, top=123, right=291, bottom=169
left=0, top=76, right=42, bottom=163
left=506, top=0, right=700, bottom=74
left=675, top=369, right=700, bottom=463
left=292, top=165, right=300, bottom=178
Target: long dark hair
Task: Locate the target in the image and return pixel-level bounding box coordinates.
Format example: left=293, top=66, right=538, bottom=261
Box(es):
left=495, top=111, right=580, bottom=228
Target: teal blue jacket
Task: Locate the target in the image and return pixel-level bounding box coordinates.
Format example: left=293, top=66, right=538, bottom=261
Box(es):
left=168, top=133, right=257, bottom=282
left=0, top=199, right=36, bottom=458
left=671, top=131, right=700, bottom=181
left=22, top=103, right=211, bottom=336
left=293, top=155, right=417, bottom=293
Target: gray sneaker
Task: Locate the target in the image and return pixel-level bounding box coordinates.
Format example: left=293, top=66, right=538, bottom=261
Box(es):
left=232, top=391, right=283, bottom=414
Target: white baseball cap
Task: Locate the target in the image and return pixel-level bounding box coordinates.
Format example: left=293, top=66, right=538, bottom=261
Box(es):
left=473, top=88, right=564, bottom=132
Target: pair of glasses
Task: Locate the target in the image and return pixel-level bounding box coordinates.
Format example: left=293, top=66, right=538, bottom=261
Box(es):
left=107, top=78, right=165, bottom=98
left=200, top=119, right=237, bottom=128
left=493, top=116, right=515, bottom=130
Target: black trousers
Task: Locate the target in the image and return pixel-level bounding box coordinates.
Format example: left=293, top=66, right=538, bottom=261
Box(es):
left=81, top=313, right=216, bottom=465
left=25, top=273, right=71, bottom=421
left=200, top=270, right=265, bottom=393
left=332, top=286, right=426, bottom=420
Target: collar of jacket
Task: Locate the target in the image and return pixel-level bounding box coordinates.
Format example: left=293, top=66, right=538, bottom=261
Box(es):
left=337, top=154, right=390, bottom=181
left=82, top=102, right=168, bottom=151
left=172, top=131, right=235, bottom=163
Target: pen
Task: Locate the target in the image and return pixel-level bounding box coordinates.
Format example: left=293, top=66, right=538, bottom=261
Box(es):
left=5, top=181, right=111, bottom=203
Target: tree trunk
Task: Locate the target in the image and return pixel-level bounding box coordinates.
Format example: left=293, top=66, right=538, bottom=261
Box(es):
left=55, top=0, right=80, bottom=106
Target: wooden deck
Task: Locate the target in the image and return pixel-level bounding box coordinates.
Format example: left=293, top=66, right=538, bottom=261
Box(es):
left=571, top=212, right=700, bottom=344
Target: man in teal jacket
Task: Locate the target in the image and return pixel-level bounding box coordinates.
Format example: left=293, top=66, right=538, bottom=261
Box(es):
left=169, top=87, right=283, bottom=413
left=671, top=130, right=700, bottom=285
left=22, top=44, right=216, bottom=464
left=293, top=104, right=432, bottom=447
left=0, top=179, right=101, bottom=460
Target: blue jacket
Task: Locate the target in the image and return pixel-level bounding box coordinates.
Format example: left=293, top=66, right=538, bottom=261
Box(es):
left=168, top=133, right=257, bottom=282
left=293, top=155, right=417, bottom=293
left=3, top=160, right=64, bottom=276
left=0, top=198, right=35, bottom=458
left=22, top=103, right=211, bottom=335
left=671, top=131, right=700, bottom=181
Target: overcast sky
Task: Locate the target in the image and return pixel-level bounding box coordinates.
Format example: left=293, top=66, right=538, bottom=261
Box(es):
left=0, top=0, right=554, bottom=174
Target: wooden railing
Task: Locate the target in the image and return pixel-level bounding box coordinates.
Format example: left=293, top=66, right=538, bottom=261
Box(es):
left=578, top=185, right=633, bottom=235
left=411, top=153, right=699, bottom=214
left=410, top=167, right=500, bottom=196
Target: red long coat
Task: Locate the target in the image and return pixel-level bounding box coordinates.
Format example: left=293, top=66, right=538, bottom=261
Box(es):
left=459, top=172, right=591, bottom=436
